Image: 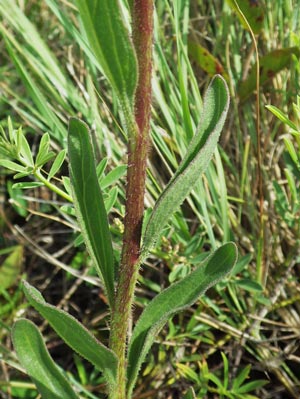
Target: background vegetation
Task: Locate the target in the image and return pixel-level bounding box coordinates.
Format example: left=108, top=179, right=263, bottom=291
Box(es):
left=0, top=0, right=300, bottom=398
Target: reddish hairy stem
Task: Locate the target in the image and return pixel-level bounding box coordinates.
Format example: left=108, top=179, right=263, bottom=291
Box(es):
left=109, top=1, right=154, bottom=398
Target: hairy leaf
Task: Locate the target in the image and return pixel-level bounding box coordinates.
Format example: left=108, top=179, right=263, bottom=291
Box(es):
left=141, top=75, right=230, bottom=260
left=68, top=118, right=115, bottom=307
left=12, top=319, right=78, bottom=399
left=23, top=281, right=118, bottom=388
left=127, top=242, right=238, bottom=395
left=75, top=0, right=137, bottom=107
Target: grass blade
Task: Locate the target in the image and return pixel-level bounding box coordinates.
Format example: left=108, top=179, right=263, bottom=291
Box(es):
left=68, top=118, right=115, bottom=307
left=12, top=318, right=78, bottom=399
left=3, top=36, right=66, bottom=142
left=127, top=242, right=237, bottom=395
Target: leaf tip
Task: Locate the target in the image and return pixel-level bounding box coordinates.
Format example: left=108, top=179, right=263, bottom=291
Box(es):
left=205, top=241, right=238, bottom=279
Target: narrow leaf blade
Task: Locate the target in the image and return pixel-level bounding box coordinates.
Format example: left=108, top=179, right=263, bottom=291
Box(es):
left=48, top=149, right=67, bottom=180
left=68, top=118, right=115, bottom=307
left=141, top=75, right=230, bottom=259
left=12, top=182, right=44, bottom=189
left=100, top=165, right=127, bottom=190
left=75, top=0, right=137, bottom=105
left=265, top=105, right=298, bottom=130
left=0, top=160, right=27, bottom=173
left=127, top=242, right=238, bottom=394
left=23, top=281, right=118, bottom=388
left=12, top=319, right=78, bottom=399
left=19, top=132, right=34, bottom=167
left=35, top=132, right=50, bottom=167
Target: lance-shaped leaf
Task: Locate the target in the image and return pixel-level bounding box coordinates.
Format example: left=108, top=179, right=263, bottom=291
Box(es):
left=75, top=0, right=137, bottom=107
left=23, top=281, right=118, bottom=388
left=127, top=242, right=238, bottom=395
left=141, top=75, right=230, bottom=260
left=68, top=118, right=115, bottom=307
left=12, top=318, right=78, bottom=399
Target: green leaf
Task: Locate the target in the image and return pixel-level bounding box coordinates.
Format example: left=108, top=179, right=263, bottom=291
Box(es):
left=19, top=131, right=34, bottom=167
left=35, top=133, right=50, bottom=166
left=100, top=165, right=127, bottom=190
left=141, top=75, right=230, bottom=259
left=0, top=160, right=27, bottom=173
left=75, top=0, right=137, bottom=107
left=35, top=133, right=55, bottom=168
left=13, top=171, right=32, bottom=179
left=23, top=281, right=118, bottom=388
left=37, top=152, right=56, bottom=167
left=177, top=363, right=199, bottom=383
left=235, top=379, right=268, bottom=393
left=231, top=253, right=252, bottom=276
left=0, top=245, right=23, bottom=290
left=62, top=176, right=72, bottom=197
left=284, top=167, right=298, bottom=204
left=225, top=0, right=265, bottom=34
left=232, top=364, right=251, bottom=390
left=12, top=318, right=78, bottom=399
left=12, top=182, right=44, bottom=189
left=14, top=126, right=22, bottom=155
left=48, top=149, right=67, bottom=180
left=68, top=118, right=115, bottom=308
left=96, top=157, right=108, bottom=179
left=265, top=105, right=298, bottom=131
left=104, top=186, right=119, bottom=213
left=207, top=372, right=224, bottom=390
left=238, top=47, right=300, bottom=101
left=127, top=242, right=237, bottom=395
left=235, top=278, right=263, bottom=292
left=283, top=137, right=300, bottom=167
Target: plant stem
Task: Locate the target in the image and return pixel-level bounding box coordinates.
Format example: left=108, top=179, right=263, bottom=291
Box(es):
left=109, top=1, right=154, bottom=398
left=34, top=169, right=72, bottom=202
